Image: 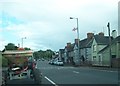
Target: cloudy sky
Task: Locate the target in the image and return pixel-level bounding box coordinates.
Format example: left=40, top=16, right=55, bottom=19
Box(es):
left=0, top=0, right=119, bottom=51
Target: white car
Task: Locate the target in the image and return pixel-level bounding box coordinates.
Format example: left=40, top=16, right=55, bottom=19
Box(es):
left=53, top=60, right=58, bottom=65
left=56, top=61, right=64, bottom=66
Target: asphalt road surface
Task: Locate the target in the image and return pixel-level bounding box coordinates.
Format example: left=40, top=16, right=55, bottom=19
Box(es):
left=5, top=60, right=119, bottom=86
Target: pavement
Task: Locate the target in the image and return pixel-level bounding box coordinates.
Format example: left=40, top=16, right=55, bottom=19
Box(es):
left=87, top=66, right=119, bottom=71
left=63, top=63, right=119, bottom=72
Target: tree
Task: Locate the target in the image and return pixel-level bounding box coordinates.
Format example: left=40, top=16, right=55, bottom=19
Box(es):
left=2, top=56, right=8, bottom=67
left=5, top=43, right=18, bottom=50
left=33, top=49, right=55, bottom=60
left=24, top=47, right=31, bottom=50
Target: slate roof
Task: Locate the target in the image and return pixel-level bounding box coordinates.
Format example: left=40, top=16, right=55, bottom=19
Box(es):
left=59, top=49, right=65, bottom=54
left=112, top=35, right=120, bottom=43
left=67, top=43, right=75, bottom=52
left=94, top=35, right=113, bottom=45
left=64, top=43, right=75, bottom=52
left=79, top=38, right=93, bottom=49
left=98, top=35, right=120, bottom=53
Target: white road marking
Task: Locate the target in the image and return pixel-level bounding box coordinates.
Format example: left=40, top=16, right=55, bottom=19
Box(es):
left=44, top=76, right=58, bottom=86
left=73, top=71, right=79, bottom=74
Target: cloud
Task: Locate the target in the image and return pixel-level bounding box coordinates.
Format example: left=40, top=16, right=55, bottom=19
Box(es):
left=0, top=0, right=119, bottom=51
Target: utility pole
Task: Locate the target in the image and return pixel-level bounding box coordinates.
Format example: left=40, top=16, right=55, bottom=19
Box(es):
left=107, top=22, right=112, bottom=68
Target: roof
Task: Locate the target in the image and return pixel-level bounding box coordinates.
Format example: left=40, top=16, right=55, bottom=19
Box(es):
left=94, top=35, right=112, bottom=45
left=59, top=49, right=65, bottom=53
left=79, top=38, right=93, bottom=48
left=112, top=35, right=120, bottom=43
left=2, top=50, right=34, bottom=54
left=67, top=43, right=75, bottom=52
left=98, top=35, right=120, bottom=53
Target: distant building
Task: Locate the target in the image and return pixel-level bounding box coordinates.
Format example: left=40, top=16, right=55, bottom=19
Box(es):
left=58, top=49, right=65, bottom=61
left=73, top=39, right=80, bottom=65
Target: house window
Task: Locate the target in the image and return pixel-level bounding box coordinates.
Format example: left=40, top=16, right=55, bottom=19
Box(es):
left=93, top=56, right=96, bottom=59
left=93, top=56, right=96, bottom=64
left=93, top=45, right=96, bottom=52
left=112, top=55, right=116, bottom=58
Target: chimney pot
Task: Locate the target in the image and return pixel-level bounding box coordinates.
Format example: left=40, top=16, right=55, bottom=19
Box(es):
left=87, top=33, right=94, bottom=39
left=98, top=32, right=104, bottom=36
left=74, top=39, right=80, bottom=44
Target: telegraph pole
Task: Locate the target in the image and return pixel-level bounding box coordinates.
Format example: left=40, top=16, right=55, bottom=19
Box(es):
left=107, top=22, right=112, bottom=68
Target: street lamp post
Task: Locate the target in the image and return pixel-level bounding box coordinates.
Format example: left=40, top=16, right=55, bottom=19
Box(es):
left=70, top=17, right=80, bottom=65
left=21, top=37, right=26, bottom=48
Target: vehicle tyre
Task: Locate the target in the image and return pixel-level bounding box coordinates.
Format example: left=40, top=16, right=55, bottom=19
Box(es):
left=33, top=68, right=42, bottom=84
left=2, top=71, right=7, bottom=86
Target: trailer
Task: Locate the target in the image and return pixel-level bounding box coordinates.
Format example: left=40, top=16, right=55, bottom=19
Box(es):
left=2, top=48, right=42, bottom=85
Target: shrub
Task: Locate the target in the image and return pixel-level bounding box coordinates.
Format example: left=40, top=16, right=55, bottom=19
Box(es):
left=2, top=56, right=8, bottom=67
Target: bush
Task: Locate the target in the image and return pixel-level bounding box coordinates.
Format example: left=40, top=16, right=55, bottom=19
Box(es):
left=2, top=56, right=8, bottom=67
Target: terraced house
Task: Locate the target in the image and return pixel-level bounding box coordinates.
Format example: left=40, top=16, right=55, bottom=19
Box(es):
left=79, top=33, right=94, bottom=65
left=91, top=30, right=119, bottom=67
left=98, top=35, right=120, bottom=67
left=91, top=32, right=111, bottom=66
left=59, top=31, right=119, bottom=68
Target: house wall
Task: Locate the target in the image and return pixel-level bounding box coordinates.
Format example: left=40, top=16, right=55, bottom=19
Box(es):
left=87, top=48, right=92, bottom=62
left=92, top=39, right=108, bottom=66
left=61, top=53, right=65, bottom=62
left=100, top=50, right=110, bottom=66
left=68, top=50, right=74, bottom=64
left=80, top=48, right=85, bottom=59
left=100, top=42, right=118, bottom=67
left=70, top=51, right=74, bottom=57
left=64, top=49, right=68, bottom=63
left=92, top=39, right=98, bottom=65
left=95, top=45, right=107, bottom=66
left=117, top=42, right=120, bottom=58
left=80, top=48, right=92, bottom=62
left=73, top=45, right=80, bottom=65
left=58, top=51, right=62, bottom=61
left=111, top=43, right=117, bottom=56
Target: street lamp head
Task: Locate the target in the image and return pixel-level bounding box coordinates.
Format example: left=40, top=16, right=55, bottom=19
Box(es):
left=70, top=17, right=73, bottom=19
left=22, top=37, right=26, bottom=39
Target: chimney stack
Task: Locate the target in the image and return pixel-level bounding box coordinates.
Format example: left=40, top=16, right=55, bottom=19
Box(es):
left=87, top=33, right=94, bottom=39
left=67, top=42, right=71, bottom=47
left=98, top=32, right=104, bottom=36
left=74, top=39, right=80, bottom=44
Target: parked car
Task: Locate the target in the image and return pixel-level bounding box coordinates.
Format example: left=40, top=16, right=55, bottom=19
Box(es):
left=48, top=59, right=54, bottom=65
left=41, top=58, right=45, bottom=61
left=56, top=61, right=64, bottom=66
left=53, top=59, right=58, bottom=65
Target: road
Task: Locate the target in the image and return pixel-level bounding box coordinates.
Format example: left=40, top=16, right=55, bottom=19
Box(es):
left=5, top=60, right=119, bottom=86
left=37, top=60, right=119, bottom=86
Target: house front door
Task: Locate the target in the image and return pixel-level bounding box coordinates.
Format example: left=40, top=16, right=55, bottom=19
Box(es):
left=98, top=55, right=102, bottom=66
